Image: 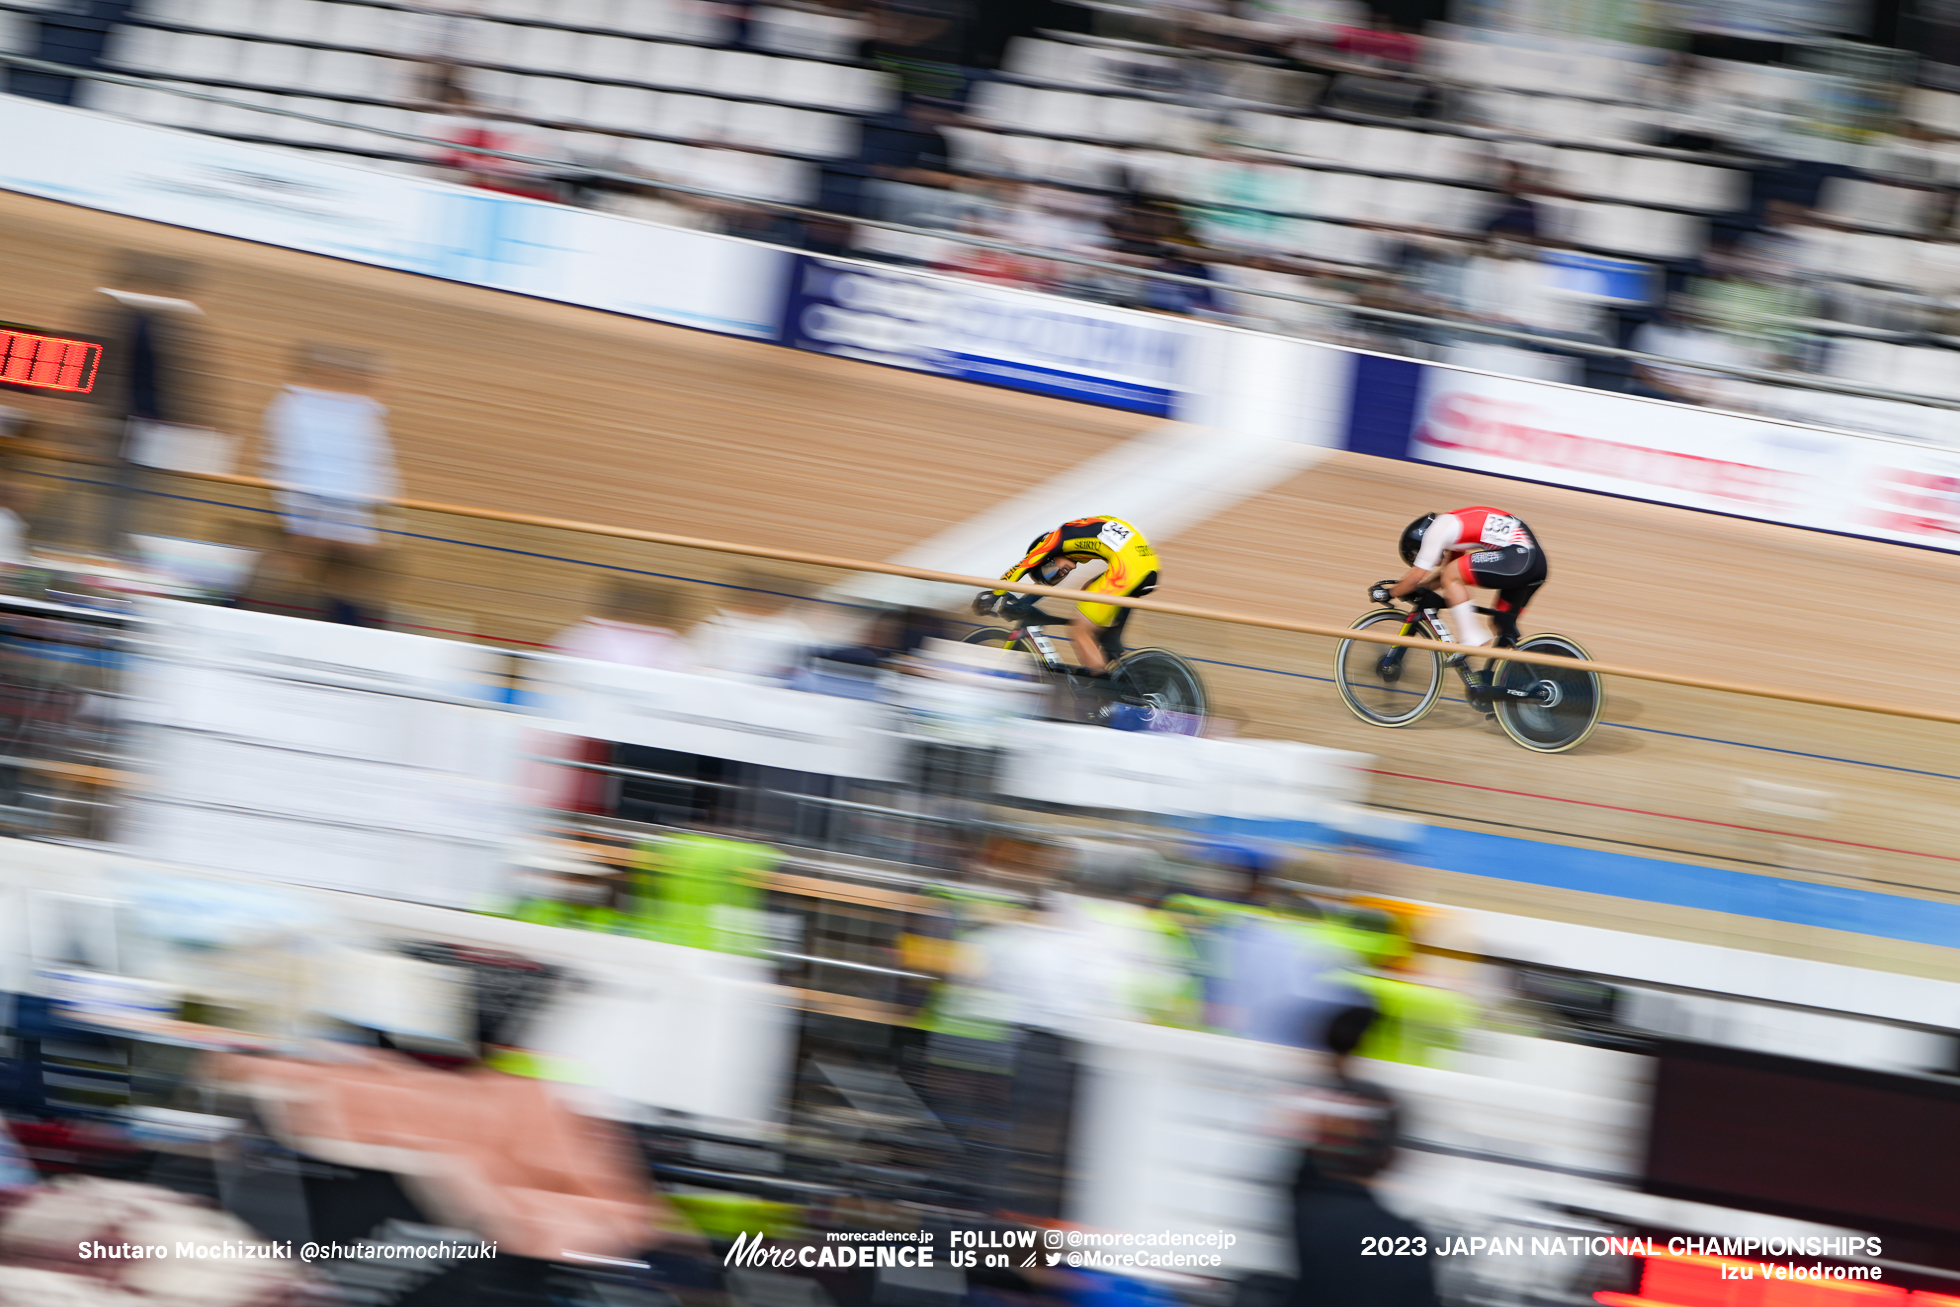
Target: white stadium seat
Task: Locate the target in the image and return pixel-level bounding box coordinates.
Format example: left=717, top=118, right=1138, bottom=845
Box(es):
left=458, top=19, right=510, bottom=66
left=706, top=49, right=772, bottom=98
left=106, top=25, right=171, bottom=72
left=565, top=130, right=625, bottom=164
left=1821, top=179, right=1933, bottom=234
left=645, top=40, right=705, bottom=92
left=585, top=83, right=656, bottom=133
left=195, top=0, right=258, bottom=34
left=263, top=0, right=323, bottom=42
left=798, top=109, right=855, bottom=159
left=969, top=79, right=1027, bottom=129
left=661, top=93, right=727, bottom=141
left=1557, top=148, right=1619, bottom=200
left=556, top=0, right=617, bottom=29
left=464, top=67, right=522, bottom=109
left=82, top=78, right=141, bottom=115
left=172, top=33, right=239, bottom=79
left=726, top=100, right=793, bottom=150
left=624, top=135, right=683, bottom=176
left=791, top=58, right=863, bottom=112
left=312, top=48, right=382, bottom=96
left=137, top=0, right=196, bottom=23
left=583, top=34, right=640, bottom=80
left=485, top=0, right=552, bottom=20
left=317, top=3, right=385, bottom=49
left=1290, top=117, right=1351, bottom=164
left=836, top=65, right=893, bottom=114
left=617, top=0, right=685, bottom=39
left=242, top=41, right=308, bottom=89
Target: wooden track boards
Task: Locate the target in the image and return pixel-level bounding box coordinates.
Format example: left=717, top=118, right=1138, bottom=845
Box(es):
left=0, top=189, right=1155, bottom=563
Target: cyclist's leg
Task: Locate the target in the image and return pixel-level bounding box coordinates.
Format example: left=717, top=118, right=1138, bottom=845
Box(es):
left=1489, top=578, right=1543, bottom=647
left=1438, top=555, right=1494, bottom=647
left=1099, top=570, right=1156, bottom=664
left=1457, top=547, right=1538, bottom=706
left=1475, top=555, right=1547, bottom=705
left=1076, top=567, right=1155, bottom=667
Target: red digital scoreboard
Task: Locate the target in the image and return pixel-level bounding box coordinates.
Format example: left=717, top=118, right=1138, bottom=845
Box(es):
left=0, top=326, right=101, bottom=396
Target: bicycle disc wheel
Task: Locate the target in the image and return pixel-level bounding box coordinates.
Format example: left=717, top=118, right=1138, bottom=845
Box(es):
left=1491, top=634, right=1602, bottom=754
left=1336, top=610, right=1442, bottom=727
left=1108, top=648, right=1208, bottom=728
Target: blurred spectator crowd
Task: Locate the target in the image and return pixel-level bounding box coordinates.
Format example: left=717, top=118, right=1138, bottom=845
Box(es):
left=3, top=0, right=1960, bottom=428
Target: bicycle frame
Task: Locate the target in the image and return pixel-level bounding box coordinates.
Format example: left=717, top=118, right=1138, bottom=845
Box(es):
left=1395, top=595, right=1552, bottom=706
left=1003, top=621, right=1070, bottom=674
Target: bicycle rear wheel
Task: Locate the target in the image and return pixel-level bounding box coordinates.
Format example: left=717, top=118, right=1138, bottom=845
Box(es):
left=1108, top=647, right=1208, bottom=729
left=1491, top=634, right=1602, bottom=753
left=1336, top=610, right=1442, bottom=727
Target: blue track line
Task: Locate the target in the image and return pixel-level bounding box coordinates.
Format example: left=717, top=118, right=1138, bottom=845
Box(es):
left=1181, top=661, right=1960, bottom=784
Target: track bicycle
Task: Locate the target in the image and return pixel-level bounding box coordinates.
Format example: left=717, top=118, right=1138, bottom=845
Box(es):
left=1334, top=588, right=1602, bottom=753
left=964, top=599, right=1208, bottom=733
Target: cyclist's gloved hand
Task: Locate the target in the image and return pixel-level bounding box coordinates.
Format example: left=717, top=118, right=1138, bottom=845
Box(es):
left=1000, top=594, right=1038, bottom=621
left=972, top=591, right=1000, bottom=618
left=1369, top=581, right=1397, bottom=606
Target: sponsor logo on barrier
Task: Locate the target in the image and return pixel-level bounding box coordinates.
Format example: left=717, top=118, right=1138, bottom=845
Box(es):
left=1414, top=392, right=1799, bottom=507
left=784, top=258, right=1186, bottom=416
left=1865, top=465, right=1960, bottom=538
left=1362, top=358, right=1960, bottom=554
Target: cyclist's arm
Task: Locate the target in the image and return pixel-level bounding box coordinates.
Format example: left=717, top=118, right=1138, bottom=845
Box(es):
left=1388, top=517, right=1461, bottom=599
left=1385, top=566, right=1438, bottom=600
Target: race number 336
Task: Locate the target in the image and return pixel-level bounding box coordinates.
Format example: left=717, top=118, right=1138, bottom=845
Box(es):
left=1480, top=515, right=1526, bottom=547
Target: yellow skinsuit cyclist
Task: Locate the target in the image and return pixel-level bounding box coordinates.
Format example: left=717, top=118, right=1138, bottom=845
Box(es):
left=973, top=515, right=1159, bottom=674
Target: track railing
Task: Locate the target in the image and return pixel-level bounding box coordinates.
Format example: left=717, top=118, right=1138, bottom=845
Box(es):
left=101, top=463, right=1960, bottom=730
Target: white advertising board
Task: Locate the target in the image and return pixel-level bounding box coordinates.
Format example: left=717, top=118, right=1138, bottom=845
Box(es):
left=1412, top=368, right=1960, bottom=551
left=526, top=654, right=902, bottom=780
left=0, top=93, right=787, bottom=338
left=123, top=602, right=521, bottom=909
left=998, top=721, right=1370, bottom=821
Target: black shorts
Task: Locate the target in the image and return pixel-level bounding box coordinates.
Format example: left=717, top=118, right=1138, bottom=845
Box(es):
left=1455, top=545, right=1546, bottom=614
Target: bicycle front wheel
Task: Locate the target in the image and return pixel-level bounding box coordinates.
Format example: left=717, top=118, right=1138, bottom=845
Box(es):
left=1336, top=610, right=1442, bottom=727
left=963, top=627, right=1027, bottom=652
left=1491, top=633, right=1602, bottom=754
left=1108, top=647, right=1208, bottom=728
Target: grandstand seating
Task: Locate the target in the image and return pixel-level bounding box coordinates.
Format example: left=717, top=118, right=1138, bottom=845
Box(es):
left=2, top=0, right=1957, bottom=392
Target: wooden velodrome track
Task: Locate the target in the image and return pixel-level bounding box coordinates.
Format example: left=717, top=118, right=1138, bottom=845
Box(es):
left=3, top=188, right=1957, bottom=977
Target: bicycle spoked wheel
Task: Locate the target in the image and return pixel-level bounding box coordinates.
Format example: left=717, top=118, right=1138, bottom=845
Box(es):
left=1108, top=647, right=1208, bottom=729
left=1491, top=634, right=1602, bottom=753
left=1335, top=610, right=1442, bottom=727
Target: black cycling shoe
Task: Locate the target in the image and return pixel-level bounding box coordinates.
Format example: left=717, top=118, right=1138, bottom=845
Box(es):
left=1462, top=668, right=1497, bottom=715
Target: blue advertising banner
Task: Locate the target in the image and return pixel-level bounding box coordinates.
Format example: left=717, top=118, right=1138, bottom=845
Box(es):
left=781, top=256, right=1188, bottom=416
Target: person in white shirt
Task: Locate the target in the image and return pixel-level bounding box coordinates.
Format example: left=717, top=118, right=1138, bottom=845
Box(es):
left=262, top=345, right=399, bottom=624
left=552, top=579, right=691, bottom=670
left=687, top=572, right=813, bottom=682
